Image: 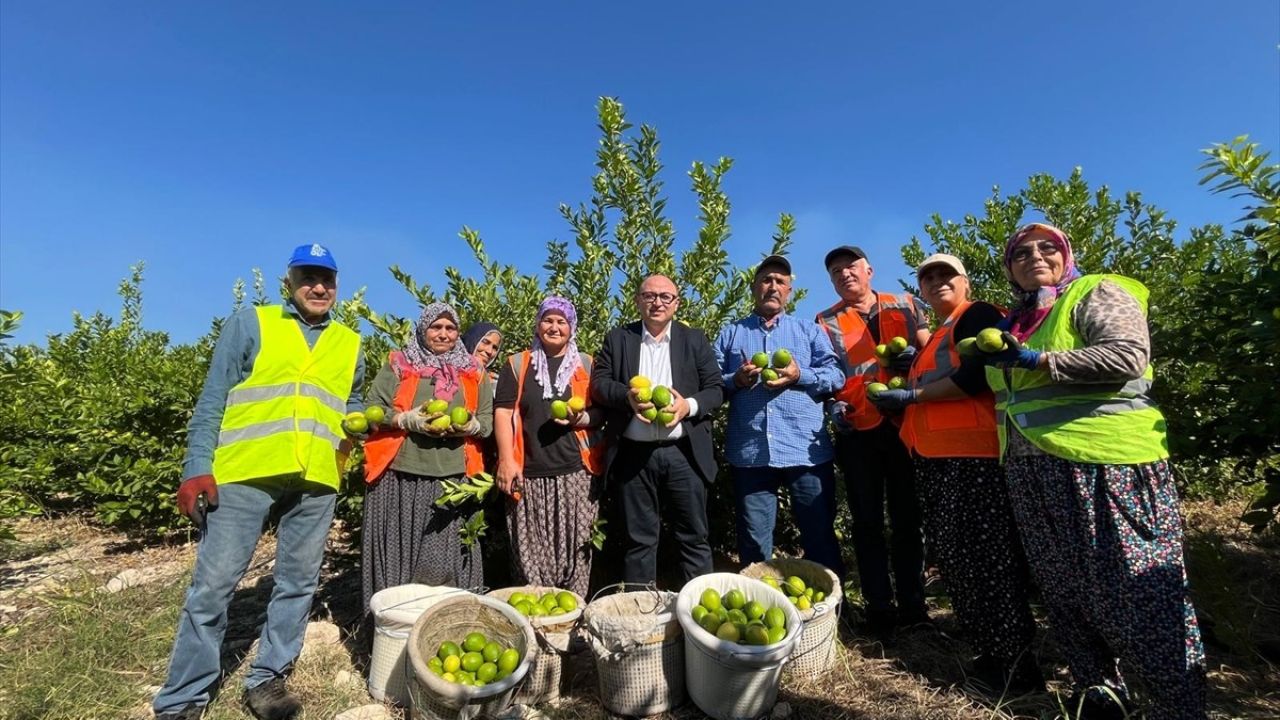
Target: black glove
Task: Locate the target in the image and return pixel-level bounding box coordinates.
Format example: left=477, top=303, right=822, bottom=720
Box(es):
left=889, top=346, right=917, bottom=374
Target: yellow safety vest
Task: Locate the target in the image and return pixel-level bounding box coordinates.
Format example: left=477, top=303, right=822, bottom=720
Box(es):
left=213, top=305, right=361, bottom=489
left=986, top=275, right=1168, bottom=464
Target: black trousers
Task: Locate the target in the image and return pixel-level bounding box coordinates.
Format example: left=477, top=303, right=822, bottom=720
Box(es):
left=612, top=439, right=713, bottom=585
left=835, top=421, right=925, bottom=615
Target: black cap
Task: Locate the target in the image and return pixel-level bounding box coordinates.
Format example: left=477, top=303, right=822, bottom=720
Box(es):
left=754, top=254, right=792, bottom=277
left=823, top=245, right=867, bottom=270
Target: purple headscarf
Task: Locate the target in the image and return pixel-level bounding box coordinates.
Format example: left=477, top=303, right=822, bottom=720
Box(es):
left=530, top=296, right=582, bottom=400
left=1002, top=222, right=1083, bottom=342
left=393, top=302, right=477, bottom=400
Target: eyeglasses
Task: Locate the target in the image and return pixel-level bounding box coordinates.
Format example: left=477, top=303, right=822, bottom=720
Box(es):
left=639, top=292, right=678, bottom=305
left=1010, top=241, right=1062, bottom=264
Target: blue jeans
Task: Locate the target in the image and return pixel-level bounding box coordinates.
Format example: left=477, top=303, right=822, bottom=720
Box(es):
left=153, top=477, right=336, bottom=714
left=731, top=462, right=845, bottom=577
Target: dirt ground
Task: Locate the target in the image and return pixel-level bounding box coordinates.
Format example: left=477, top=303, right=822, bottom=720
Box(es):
left=2, top=498, right=1277, bottom=719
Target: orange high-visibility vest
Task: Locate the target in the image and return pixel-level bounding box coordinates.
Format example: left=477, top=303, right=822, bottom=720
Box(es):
left=506, top=350, right=605, bottom=476
left=899, top=301, right=999, bottom=458
left=816, top=292, right=922, bottom=431
left=363, top=361, right=486, bottom=484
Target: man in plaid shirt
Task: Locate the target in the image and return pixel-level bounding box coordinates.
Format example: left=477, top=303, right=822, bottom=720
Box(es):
left=713, top=255, right=846, bottom=575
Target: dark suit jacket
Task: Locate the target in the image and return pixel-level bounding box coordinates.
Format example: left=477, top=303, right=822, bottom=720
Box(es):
left=591, top=320, right=725, bottom=483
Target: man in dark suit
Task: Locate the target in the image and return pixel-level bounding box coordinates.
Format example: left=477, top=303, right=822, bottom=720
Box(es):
left=591, top=274, right=725, bottom=585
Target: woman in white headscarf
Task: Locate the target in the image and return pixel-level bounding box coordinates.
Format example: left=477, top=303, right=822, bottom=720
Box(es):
left=493, top=297, right=605, bottom=596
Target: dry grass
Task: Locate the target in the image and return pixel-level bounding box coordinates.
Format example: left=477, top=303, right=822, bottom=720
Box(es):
left=0, top=498, right=1276, bottom=720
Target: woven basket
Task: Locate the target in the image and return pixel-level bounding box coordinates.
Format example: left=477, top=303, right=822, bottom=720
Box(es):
left=368, top=584, right=468, bottom=706
left=583, top=587, right=685, bottom=717
left=741, top=558, right=842, bottom=681
left=484, top=585, right=585, bottom=705
left=406, top=594, right=536, bottom=720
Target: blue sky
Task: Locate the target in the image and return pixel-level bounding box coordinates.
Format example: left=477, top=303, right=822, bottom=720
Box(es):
left=2, top=1, right=1277, bottom=345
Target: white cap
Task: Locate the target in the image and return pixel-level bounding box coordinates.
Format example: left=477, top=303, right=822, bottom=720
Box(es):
left=916, top=253, right=967, bottom=276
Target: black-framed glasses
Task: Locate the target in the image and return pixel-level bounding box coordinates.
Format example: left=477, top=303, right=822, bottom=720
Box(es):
left=1010, top=241, right=1061, bottom=264
left=639, top=292, right=678, bottom=305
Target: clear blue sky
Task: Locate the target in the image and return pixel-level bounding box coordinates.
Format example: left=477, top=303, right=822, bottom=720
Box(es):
left=2, top=1, right=1277, bottom=345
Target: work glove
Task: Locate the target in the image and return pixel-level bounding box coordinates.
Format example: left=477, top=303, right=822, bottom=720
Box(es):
left=889, top=346, right=917, bottom=374
left=392, top=409, right=437, bottom=435
left=177, top=475, right=218, bottom=524
left=827, top=401, right=853, bottom=434
left=454, top=417, right=483, bottom=437
left=980, top=331, right=1042, bottom=370
left=867, top=388, right=920, bottom=412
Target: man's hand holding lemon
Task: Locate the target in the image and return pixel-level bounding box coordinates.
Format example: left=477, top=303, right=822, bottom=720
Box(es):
left=661, top=387, right=692, bottom=428
left=763, top=355, right=800, bottom=390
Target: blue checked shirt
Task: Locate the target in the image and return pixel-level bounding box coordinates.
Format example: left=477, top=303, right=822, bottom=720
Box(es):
left=713, top=311, right=844, bottom=468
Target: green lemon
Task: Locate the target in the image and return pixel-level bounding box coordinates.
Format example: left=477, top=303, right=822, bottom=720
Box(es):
left=744, top=600, right=766, bottom=622
left=874, top=343, right=889, bottom=358
left=888, top=336, right=909, bottom=354
left=656, top=410, right=676, bottom=425
left=751, top=351, right=770, bottom=369
left=556, top=591, right=578, bottom=613
left=430, top=415, right=454, bottom=431
left=715, top=621, right=741, bottom=643
left=463, top=632, right=487, bottom=653
left=507, top=592, right=528, bottom=607
left=498, top=648, right=520, bottom=676
left=699, top=588, right=722, bottom=613
left=442, top=654, right=461, bottom=674
left=650, top=385, right=672, bottom=409
left=771, top=348, right=792, bottom=368
left=482, top=641, right=502, bottom=663
left=641, top=406, right=659, bottom=421
left=427, top=657, right=444, bottom=675
left=461, top=651, right=484, bottom=673
left=550, top=400, right=569, bottom=420
left=699, top=612, right=722, bottom=634
left=976, top=328, right=1006, bottom=353
left=745, top=624, right=770, bottom=646
left=363, top=405, right=386, bottom=424
left=956, top=337, right=979, bottom=357
left=727, top=609, right=748, bottom=626
left=866, top=382, right=889, bottom=397
left=342, top=415, right=368, bottom=434
left=761, top=368, right=779, bottom=382
left=888, top=376, right=907, bottom=390
left=635, top=387, right=652, bottom=403
left=450, top=406, right=471, bottom=426
left=764, top=606, right=786, bottom=630
left=691, top=605, right=708, bottom=624
left=514, top=600, right=535, bottom=616
left=438, top=641, right=461, bottom=661
left=767, top=625, right=787, bottom=644
left=425, top=399, right=450, bottom=415
left=785, top=576, right=806, bottom=596
left=796, top=595, right=812, bottom=611
left=762, top=576, right=780, bottom=590
left=441, top=671, right=456, bottom=683
left=476, top=662, right=498, bottom=683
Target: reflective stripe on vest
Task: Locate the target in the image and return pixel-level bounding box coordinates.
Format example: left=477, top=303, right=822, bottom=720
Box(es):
left=361, top=354, right=487, bottom=483
left=985, top=274, right=1169, bottom=465
left=816, top=292, right=920, bottom=431
left=212, top=305, right=360, bottom=490
left=508, top=350, right=606, bottom=476
left=900, top=301, right=999, bottom=458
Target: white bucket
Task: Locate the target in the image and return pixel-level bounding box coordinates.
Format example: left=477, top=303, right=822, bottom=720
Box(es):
left=676, top=573, right=804, bottom=720
left=368, top=584, right=467, bottom=705
left=740, top=558, right=843, bottom=681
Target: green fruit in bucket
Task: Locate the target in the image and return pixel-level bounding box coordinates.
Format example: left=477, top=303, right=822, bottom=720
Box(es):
left=482, top=641, right=501, bottom=663
left=438, top=641, right=461, bottom=660
left=745, top=624, right=770, bottom=646
left=461, top=651, right=483, bottom=672
left=692, top=605, right=708, bottom=623
left=463, top=632, right=486, bottom=653
left=715, top=622, right=741, bottom=642
left=700, top=588, right=722, bottom=612
left=477, top=662, right=498, bottom=683
left=556, top=591, right=578, bottom=612
left=764, top=606, right=786, bottom=629
left=767, top=625, right=787, bottom=643
left=498, top=648, right=520, bottom=675
left=785, top=576, right=806, bottom=596
left=699, top=612, right=722, bottom=634
left=744, top=600, right=766, bottom=621
left=723, top=589, right=746, bottom=610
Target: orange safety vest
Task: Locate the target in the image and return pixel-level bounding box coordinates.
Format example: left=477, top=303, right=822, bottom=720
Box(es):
left=899, top=301, right=999, bottom=458
left=363, top=362, right=486, bottom=484
left=507, top=350, right=605, bottom=476
left=816, top=292, right=922, bottom=431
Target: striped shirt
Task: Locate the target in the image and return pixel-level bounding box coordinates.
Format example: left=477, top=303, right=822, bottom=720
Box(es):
left=713, top=312, right=843, bottom=468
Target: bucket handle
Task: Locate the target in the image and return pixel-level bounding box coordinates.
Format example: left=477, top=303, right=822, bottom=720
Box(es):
left=377, top=587, right=470, bottom=615
left=782, top=600, right=842, bottom=667
left=587, top=581, right=666, bottom=614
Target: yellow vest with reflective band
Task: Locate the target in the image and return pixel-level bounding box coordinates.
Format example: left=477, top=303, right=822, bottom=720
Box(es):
left=985, top=274, right=1168, bottom=464
left=213, top=305, right=361, bottom=489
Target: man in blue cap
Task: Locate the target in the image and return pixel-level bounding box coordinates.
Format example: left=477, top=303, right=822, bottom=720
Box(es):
left=153, top=244, right=364, bottom=720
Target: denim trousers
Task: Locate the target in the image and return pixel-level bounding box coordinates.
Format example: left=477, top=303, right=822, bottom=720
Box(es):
left=153, top=477, right=336, bottom=713
left=731, top=461, right=845, bottom=577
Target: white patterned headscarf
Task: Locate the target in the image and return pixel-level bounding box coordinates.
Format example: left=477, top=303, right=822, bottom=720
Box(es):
left=530, top=296, right=582, bottom=400
left=394, top=302, right=476, bottom=400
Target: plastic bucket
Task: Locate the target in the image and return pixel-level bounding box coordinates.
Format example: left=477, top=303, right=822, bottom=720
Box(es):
left=676, top=573, right=804, bottom=720
left=368, top=584, right=468, bottom=705
left=406, top=594, right=537, bottom=720
left=583, top=585, right=685, bottom=717
left=484, top=585, right=585, bottom=705
left=740, top=558, right=843, bottom=680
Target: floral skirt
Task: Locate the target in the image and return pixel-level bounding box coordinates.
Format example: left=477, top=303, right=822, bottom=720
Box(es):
left=505, top=469, right=600, bottom=598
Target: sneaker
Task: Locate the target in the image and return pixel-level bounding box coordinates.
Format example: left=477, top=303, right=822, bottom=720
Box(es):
left=243, top=677, right=302, bottom=720
left=155, top=705, right=204, bottom=720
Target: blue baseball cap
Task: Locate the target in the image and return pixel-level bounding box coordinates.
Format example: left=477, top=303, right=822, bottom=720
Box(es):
left=287, top=243, right=338, bottom=272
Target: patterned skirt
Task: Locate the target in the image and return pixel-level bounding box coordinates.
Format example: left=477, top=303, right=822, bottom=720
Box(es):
left=361, top=469, right=484, bottom=611
left=505, top=469, right=600, bottom=598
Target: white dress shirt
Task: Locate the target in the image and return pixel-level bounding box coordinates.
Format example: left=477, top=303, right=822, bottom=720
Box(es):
left=623, top=322, right=700, bottom=442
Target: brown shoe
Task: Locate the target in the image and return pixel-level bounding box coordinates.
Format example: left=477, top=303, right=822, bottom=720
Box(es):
left=243, top=677, right=301, bottom=720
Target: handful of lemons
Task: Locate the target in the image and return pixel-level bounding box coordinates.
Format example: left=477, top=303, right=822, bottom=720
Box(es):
left=428, top=631, right=522, bottom=687
left=341, top=405, right=387, bottom=434
left=760, top=574, right=826, bottom=610
left=506, top=589, right=579, bottom=618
